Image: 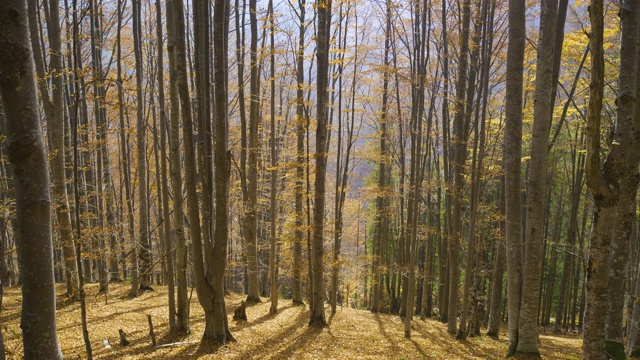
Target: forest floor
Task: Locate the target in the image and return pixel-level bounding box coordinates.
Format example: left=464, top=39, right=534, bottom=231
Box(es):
left=2, top=283, right=582, bottom=359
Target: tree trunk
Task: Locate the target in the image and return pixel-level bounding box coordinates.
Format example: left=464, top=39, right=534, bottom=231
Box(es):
left=211, top=0, right=233, bottom=342
left=241, top=0, right=261, bottom=303
left=607, top=3, right=640, bottom=359
left=166, top=0, right=189, bottom=333
left=627, top=216, right=640, bottom=356
left=0, top=2, right=63, bottom=357
left=517, top=0, right=558, bottom=354
left=132, top=0, right=151, bottom=292
left=116, top=0, right=136, bottom=290
left=291, top=0, right=306, bottom=307
left=268, top=0, right=278, bottom=316
left=486, top=182, right=505, bottom=337
left=27, top=0, right=78, bottom=298
left=447, top=0, right=471, bottom=335
left=156, top=0, right=176, bottom=331
left=504, top=0, right=526, bottom=354
left=309, top=0, right=332, bottom=327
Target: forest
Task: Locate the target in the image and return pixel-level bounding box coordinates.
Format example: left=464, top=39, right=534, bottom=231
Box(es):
left=0, top=0, right=637, bottom=359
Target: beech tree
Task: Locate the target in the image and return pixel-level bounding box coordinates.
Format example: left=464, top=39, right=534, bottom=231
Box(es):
left=504, top=0, right=525, bottom=355
left=309, top=0, right=332, bottom=327
left=0, top=0, right=63, bottom=357
left=26, top=0, right=78, bottom=298
left=583, top=0, right=640, bottom=359
left=517, top=0, right=558, bottom=354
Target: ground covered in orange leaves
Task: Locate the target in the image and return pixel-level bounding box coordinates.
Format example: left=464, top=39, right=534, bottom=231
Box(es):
left=2, top=283, right=582, bottom=359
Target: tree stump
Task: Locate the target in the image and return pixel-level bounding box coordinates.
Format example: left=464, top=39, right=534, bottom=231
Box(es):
left=233, top=301, right=247, bottom=321
left=119, top=329, right=130, bottom=346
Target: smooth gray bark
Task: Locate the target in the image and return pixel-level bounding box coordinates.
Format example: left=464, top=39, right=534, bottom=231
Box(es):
left=0, top=1, right=63, bottom=357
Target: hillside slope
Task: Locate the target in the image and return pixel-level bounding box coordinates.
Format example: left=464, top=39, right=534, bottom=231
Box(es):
left=1, top=283, right=581, bottom=359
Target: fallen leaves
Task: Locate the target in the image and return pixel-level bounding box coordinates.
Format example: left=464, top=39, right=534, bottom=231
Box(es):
left=1, top=283, right=582, bottom=359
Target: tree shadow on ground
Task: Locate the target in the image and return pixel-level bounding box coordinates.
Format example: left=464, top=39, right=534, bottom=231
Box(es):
left=374, top=313, right=401, bottom=354
left=232, top=308, right=310, bottom=359
left=229, top=303, right=295, bottom=332
left=269, top=323, right=324, bottom=359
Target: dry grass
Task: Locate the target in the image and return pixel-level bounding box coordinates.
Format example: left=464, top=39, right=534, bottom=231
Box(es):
left=1, top=283, right=582, bottom=359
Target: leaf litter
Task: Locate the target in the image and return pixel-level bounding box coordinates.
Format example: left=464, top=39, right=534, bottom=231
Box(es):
left=1, top=283, right=582, bottom=359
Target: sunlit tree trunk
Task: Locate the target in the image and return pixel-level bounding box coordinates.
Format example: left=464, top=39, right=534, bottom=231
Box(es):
left=309, top=0, right=332, bottom=326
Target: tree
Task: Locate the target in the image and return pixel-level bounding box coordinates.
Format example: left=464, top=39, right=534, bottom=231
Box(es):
left=133, top=0, right=151, bottom=292
left=166, top=0, right=190, bottom=333
left=211, top=0, right=233, bottom=342
left=371, top=0, right=392, bottom=314
left=26, top=0, right=78, bottom=298
left=309, top=0, right=332, bottom=327
left=268, top=0, right=278, bottom=316
left=292, top=0, right=306, bottom=307
left=447, top=0, right=471, bottom=336
left=0, top=0, right=63, bottom=357
left=241, top=0, right=261, bottom=303
left=517, top=0, right=558, bottom=354
left=583, top=0, right=640, bottom=358
left=156, top=0, right=176, bottom=332
left=504, top=0, right=525, bottom=355
left=606, top=3, right=640, bottom=359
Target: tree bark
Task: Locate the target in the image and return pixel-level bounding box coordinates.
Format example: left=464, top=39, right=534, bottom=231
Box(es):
left=268, top=0, right=278, bottom=316
left=582, top=0, right=640, bottom=360
left=27, top=0, right=78, bottom=298
left=166, top=0, right=189, bottom=333
left=517, top=0, right=558, bottom=354
left=132, top=0, right=151, bottom=292
left=291, top=0, right=306, bottom=306
left=242, top=0, right=261, bottom=303
left=447, top=0, right=471, bottom=335
left=605, top=3, right=639, bottom=359
left=156, top=0, right=176, bottom=331
left=309, top=0, right=332, bottom=327
left=504, top=0, right=526, bottom=354
left=0, top=2, right=63, bottom=357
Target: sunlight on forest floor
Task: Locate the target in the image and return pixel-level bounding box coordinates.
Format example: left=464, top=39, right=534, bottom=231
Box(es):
left=1, top=283, right=582, bottom=359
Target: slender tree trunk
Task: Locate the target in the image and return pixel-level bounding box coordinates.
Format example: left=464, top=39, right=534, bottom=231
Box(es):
left=28, top=0, right=79, bottom=298
left=211, top=0, right=233, bottom=342
left=241, top=0, right=261, bottom=303
left=447, top=0, right=471, bottom=335
left=132, top=0, right=151, bottom=292
left=504, top=0, right=526, bottom=354
left=487, top=179, right=506, bottom=337
left=291, top=0, right=305, bottom=306
left=165, top=0, right=189, bottom=333
left=156, top=0, right=176, bottom=331
left=555, top=130, right=585, bottom=333
left=517, top=0, right=558, bottom=354
left=309, top=0, right=333, bottom=326
left=268, top=0, right=278, bottom=316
